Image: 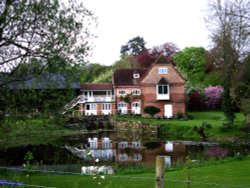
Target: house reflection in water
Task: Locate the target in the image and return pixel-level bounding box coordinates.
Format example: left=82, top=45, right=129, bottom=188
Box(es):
left=65, top=138, right=189, bottom=166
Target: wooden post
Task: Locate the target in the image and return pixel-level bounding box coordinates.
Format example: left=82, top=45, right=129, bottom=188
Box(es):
left=155, top=156, right=165, bottom=188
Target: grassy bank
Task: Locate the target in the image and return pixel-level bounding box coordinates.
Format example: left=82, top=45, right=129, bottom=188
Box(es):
left=1, top=156, right=250, bottom=188
left=115, top=111, right=249, bottom=143
left=0, top=117, right=81, bottom=147
left=0, top=111, right=249, bottom=147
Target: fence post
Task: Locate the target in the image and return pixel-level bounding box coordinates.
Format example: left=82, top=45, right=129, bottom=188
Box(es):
left=155, top=156, right=165, bottom=188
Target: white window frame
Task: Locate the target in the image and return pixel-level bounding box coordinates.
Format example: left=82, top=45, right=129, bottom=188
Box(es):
left=133, top=73, right=140, bottom=78
left=118, top=90, right=126, bottom=95
left=157, top=85, right=169, bottom=95
left=132, top=89, right=141, bottom=96
left=118, top=102, right=127, bottom=108
left=86, top=103, right=97, bottom=110
left=132, top=102, right=140, bottom=108
left=158, top=67, right=168, bottom=74
left=133, top=153, right=142, bottom=161
left=102, top=103, right=111, bottom=111
left=156, top=84, right=170, bottom=100
left=119, top=153, right=128, bottom=161
left=118, top=141, right=128, bottom=148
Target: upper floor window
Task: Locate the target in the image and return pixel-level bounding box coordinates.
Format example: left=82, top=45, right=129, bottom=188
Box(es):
left=132, top=89, right=141, bottom=95
left=118, top=141, right=128, bottom=148
left=118, top=90, right=126, bottom=95
left=133, top=73, right=140, bottom=78
left=158, top=67, right=168, bottom=74
left=157, top=85, right=169, bottom=94
left=157, top=84, right=170, bottom=100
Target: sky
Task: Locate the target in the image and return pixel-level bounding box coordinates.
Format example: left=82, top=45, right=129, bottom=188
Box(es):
left=83, top=0, right=211, bottom=66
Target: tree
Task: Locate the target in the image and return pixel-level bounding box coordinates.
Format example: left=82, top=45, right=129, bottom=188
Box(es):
left=144, top=106, right=160, bottom=117
left=135, top=42, right=179, bottom=69
left=0, top=0, right=95, bottom=85
left=120, top=36, right=147, bottom=56
left=205, top=0, right=250, bottom=127
left=0, top=0, right=96, bottom=120
left=174, top=47, right=207, bottom=85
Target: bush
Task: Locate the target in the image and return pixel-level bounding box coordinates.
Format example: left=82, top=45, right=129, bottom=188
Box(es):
left=144, top=106, right=160, bottom=117
left=204, top=85, right=223, bottom=109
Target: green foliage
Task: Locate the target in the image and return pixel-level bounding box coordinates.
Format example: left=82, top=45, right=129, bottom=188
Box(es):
left=120, top=36, right=147, bottom=56
left=80, top=64, right=113, bottom=83
left=0, top=0, right=95, bottom=73
left=144, top=106, right=160, bottom=117
left=113, top=54, right=137, bottom=69
left=174, top=47, right=206, bottom=73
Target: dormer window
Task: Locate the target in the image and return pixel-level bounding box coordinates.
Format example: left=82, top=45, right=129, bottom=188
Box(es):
left=133, top=73, right=140, bottom=78
left=158, top=67, right=168, bottom=74
left=156, top=78, right=170, bottom=100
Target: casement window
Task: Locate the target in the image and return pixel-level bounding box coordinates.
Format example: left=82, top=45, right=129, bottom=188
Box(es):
left=88, top=138, right=98, bottom=149
left=119, top=153, right=128, bottom=161
left=133, top=73, right=140, bottom=78
left=118, top=90, right=126, bottom=95
left=102, top=103, right=111, bottom=110
left=132, top=142, right=141, bottom=147
left=118, top=102, right=127, bottom=108
left=157, top=85, right=169, bottom=95
left=118, top=141, right=128, bottom=148
left=156, top=85, right=170, bottom=100
left=156, top=77, right=170, bottom=100
left=102, top=138, right=112, bottom=149
left=158, top=67, right=168, bottom=74
left=132, top=102, right=140, bottom=108
left=86, top=104, right=97, bottom=110
left=133, top=153, right=142, bottom=161
left=132, top=89, right=141, bottom=95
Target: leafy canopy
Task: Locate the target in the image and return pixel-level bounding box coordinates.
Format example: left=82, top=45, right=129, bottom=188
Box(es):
left=0, top=0, right=96, bottom=73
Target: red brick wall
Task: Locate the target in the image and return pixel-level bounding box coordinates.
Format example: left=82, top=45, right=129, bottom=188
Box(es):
left=141, top=64, right=186, bottom=117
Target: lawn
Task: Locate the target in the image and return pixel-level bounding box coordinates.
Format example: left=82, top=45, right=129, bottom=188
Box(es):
left=114, top=111, right=247, bottom=142
left=1, top=156, right=250, bottom=188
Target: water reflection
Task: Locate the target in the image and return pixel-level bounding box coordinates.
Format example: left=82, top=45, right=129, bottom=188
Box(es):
left=0, top=123, right=250, bottom=167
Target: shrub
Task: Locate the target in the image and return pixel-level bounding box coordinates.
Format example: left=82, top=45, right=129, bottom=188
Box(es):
left=204, top=85, right=223, bottom=109
left=176, top=112, right=183, bottom=119
left=144, top=106, right=160, bottom=117
left=188, top=90, right=206, bottom=111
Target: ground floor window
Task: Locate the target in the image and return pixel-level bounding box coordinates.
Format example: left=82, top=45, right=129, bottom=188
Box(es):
left=86, top=103, right=97, bottom=110
left=102, top=103, right=111, bottom=110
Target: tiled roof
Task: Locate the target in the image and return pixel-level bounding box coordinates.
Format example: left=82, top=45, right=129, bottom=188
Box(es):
left=157, top=77, right=170, bottom=85
left=113, top=69, right=147, bottom=86
left=81, top=83, right=113, bottom=90
left=155, top=54, right=172, bottom=64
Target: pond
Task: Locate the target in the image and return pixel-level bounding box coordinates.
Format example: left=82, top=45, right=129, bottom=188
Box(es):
left=0, top=121, right=250, bottom=169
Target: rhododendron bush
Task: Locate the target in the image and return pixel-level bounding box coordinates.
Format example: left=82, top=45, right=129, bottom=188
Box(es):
left=204, top=86, right=224, bottom=109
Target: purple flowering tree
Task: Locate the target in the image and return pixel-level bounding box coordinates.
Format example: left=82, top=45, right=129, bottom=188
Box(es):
left=204, top=86, right=224, bottom=109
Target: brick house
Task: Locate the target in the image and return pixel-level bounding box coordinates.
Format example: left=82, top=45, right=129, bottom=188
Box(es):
left=77, top=54, right=186, bottom=117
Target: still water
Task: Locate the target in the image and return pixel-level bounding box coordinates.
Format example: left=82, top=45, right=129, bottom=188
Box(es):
left=0, top=124, right=249, bottom=167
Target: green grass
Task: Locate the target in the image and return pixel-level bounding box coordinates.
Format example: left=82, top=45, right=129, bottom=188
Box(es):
left=1, top=156, right=250, bottom=188
left=114, top=111, right=248, bottom=142
left=0, top=117, right=82, bottom=147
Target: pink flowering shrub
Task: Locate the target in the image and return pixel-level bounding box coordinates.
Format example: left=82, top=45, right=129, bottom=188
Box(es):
left=204, top=85, right=224, bottom=109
